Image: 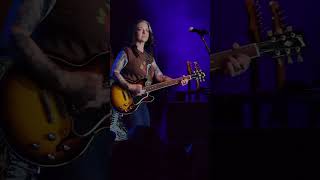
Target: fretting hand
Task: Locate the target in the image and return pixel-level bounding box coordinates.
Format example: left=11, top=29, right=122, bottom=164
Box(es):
left=128, top=83, right=146, bottom=96
left=180, top=75, right=189, bottom=86
left=225, top=42, right=251, bottom=77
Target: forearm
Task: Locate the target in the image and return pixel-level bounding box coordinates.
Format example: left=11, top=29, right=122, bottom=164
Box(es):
left=113, top=71, right=133, bottom=90
left=157, top=74, right=172, bottom=82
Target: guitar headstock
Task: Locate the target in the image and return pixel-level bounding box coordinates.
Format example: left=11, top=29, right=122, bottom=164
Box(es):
left=263, top=0, right=305, bottom=64
left=246, top=0, right=264, bottom=42
left=260, top=27, right=306, bottom=63
left=191, top=61, right=206, bottom=82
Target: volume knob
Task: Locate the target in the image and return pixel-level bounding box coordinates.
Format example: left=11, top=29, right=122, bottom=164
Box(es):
left=47, top=133, right=56, bottom=141
left=47, top=154, right=56, bottom=160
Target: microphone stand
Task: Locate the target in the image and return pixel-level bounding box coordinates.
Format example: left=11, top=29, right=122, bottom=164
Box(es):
left=199, top=34, right=212, bottom=56
left=196, top=33, right=212, bottom=98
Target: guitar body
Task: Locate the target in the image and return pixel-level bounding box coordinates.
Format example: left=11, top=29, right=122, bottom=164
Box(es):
left=0, top=53, right=110, bottom=167
left=111, top=82, right=154, bottom=114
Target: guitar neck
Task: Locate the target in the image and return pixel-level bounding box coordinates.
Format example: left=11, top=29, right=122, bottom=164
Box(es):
left=144, top=76, right=191, bottom=93
left=210, top=43, right=262, bottom=72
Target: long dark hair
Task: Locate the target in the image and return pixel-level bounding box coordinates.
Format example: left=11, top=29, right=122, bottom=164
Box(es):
left=131, top=19, right=155, bottom=60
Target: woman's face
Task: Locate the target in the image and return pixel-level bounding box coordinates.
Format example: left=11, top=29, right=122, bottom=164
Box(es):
left=135, top=21, right=150, bottom=43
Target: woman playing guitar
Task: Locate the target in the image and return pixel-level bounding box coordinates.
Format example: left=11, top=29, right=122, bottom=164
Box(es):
left=110, top=19, right=189, bottom=141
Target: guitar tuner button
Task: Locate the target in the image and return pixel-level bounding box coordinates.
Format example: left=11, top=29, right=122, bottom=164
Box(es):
left=290, top=33, right=296, bottom=38
left=47, top=133, right=56, bottom=141
left=47, top=154, right=56, bottom=160
left=31, top=143, right=40, bottom=150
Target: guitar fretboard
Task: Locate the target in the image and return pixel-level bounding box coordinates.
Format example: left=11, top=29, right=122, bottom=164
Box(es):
left=144, top=76, right=190, bottom=93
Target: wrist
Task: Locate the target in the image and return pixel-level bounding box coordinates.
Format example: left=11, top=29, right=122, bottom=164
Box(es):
left=127, top=83, right=134, bottom=91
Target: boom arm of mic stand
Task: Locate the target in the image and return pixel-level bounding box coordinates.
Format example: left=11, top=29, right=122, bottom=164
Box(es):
left=200, top=35, right=212, bottom=56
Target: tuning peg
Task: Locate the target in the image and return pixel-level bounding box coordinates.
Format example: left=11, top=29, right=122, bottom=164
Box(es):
left=275, top=50, right=281, bottom=56
left=295, top=47, right=301, bottom=53
left=281, top=35, right=286, bottom=41
left=297, top=54, right=304, bottom=63
left=285, top=48, right=291, bottom=54
left=296, top=35, right=306, bottom=47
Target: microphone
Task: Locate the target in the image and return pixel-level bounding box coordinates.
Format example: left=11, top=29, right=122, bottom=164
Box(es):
left=189, top=27, right=208, bottom=35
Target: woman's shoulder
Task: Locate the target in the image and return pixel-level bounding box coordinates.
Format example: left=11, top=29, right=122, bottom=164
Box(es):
left=121, top=46, right=134, bottom=54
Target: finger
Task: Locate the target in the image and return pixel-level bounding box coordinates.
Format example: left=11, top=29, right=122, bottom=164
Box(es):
left=180, top=80, right=184, bottom=85
left=226, top=62, right=236, bottom=77
left=232, top=42, right=240, bottom=49
left=229, top=56, right=242, bottom=71
left=182, top=80, right=188, bottom=85
left=237, top=54, right=251, bottom=70
left=137, top=84, right=143, bottom=90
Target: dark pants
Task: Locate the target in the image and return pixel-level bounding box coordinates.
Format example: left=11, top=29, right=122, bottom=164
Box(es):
left=124, top=103, right=151, bottom=140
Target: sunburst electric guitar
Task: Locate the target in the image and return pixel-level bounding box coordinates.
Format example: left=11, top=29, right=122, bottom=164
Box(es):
left=0, top=52, right=111, bottom=167
left=111, top=68, right=206, bottom=114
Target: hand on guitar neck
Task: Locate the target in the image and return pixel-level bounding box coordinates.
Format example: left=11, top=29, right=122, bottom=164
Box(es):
left=158, top=75, right=189, bottom=85
left=210, top=43, right=256, bottom=77
left=180, top=75, right=189, bottom=86
left=212, top=29, right=306, bottom=77
left=128, top=83, right=146, bottom=96
left=223, top=43, right=252, bottom=77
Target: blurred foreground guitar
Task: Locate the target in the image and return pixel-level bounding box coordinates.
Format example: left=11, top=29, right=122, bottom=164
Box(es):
left=0, top=52, right=111, bottom=167
left=111, top=68, right=205, bottom=114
